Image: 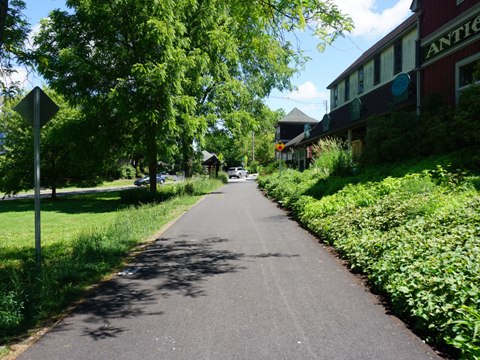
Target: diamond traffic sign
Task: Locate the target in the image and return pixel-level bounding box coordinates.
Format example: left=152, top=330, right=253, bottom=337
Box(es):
left=14, top=86, right=59, bottom=128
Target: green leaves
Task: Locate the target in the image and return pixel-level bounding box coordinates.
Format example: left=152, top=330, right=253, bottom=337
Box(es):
left=0, top=0, right=31, bottom=97
left=258, top=162, right=480, bottom=359
left=33, top=0, right=353, bottom=184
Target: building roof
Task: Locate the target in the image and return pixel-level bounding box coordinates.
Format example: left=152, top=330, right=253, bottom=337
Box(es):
left=201, top=150, right=220, bottom=166
left=277, top=107, right=319, bottom=125
left=327, top=13, right=418, bottom=89
left=284, top=132, right=305, bottom=149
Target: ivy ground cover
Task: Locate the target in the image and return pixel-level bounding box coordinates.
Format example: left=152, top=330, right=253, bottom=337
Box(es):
left=258, top=165, right=480, bottom=359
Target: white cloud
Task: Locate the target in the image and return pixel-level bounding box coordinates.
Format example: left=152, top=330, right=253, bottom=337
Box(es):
left=280, top=81, right=330, bottom=119
left=26, top=23, right=42, bottom=50
left=288, top=81, right=324, bottom=100
left=334, top=0, right=412, bottom=39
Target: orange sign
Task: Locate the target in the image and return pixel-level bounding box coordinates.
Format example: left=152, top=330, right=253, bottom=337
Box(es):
left=275, top=142, right=285, bottom=151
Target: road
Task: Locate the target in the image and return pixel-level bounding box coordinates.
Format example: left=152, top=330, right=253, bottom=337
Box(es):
left=17, top=179, right=442, bottom=360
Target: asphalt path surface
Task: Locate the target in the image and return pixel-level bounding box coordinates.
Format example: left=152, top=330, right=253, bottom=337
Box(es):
left=18, top=179, right=442, bottom=360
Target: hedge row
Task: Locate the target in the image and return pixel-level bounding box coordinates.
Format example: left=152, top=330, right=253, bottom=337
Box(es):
left=258, top=167, right=480, bottom=359
left=120, top=177, right=223, bottom=205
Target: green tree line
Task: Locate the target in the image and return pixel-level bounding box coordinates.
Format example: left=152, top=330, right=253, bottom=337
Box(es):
left=0, top=0, right=353, bottom=195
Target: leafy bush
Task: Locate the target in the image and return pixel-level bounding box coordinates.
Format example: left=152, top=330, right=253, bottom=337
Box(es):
left=248, top=161, right=259, bottom=174
left=363, top=89, right=480, bottom=166
left=454, top=85, right=480, bottom=149
left=0, top=270, right=24, bottom=334
left=258, top=159, right=480, bottom=359
left=119, top=164, right=136, bottom=179
left=364, top=111, right=419, bottom=163
left=259, top=161, right=284, bottom=175
left=311, top=137, right=355, bottom=177
left=216, top=171, right=229, bottom=184
left=119, top=179, right=222, bottom=205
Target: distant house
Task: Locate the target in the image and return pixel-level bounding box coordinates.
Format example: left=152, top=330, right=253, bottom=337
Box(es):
left=275, top=108, right=319, bottom=170
left=201, top=150, right=221, bottom=177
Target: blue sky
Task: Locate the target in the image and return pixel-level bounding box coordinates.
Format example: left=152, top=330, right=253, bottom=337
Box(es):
left=19, top=0, right=413, bottom=121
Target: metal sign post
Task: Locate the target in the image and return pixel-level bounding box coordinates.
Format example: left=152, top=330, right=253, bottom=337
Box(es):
left=14, top=87, right=59, bottom=271
left=275, top=142, right=285, bottom=174
left=33, top=88, right=41, bottom=269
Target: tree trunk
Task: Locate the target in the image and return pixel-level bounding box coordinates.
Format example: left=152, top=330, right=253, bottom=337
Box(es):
left=0, top=0, right=7, bottom=47
left=181, top=136, right=194, bottom=178
left=51, top=183, right=57, bottom=200
left=146, top=122, right=158, bottom=193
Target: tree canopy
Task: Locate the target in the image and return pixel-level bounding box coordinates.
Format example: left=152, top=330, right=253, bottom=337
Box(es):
left=0, top=89, right=120, bottom=198
left=33, top=0, right=352, bottom=190
left=0, top=0, right=30, bottom=97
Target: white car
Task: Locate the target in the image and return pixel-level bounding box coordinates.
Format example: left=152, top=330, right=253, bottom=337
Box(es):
left=228, top=167, right=248, bottom=179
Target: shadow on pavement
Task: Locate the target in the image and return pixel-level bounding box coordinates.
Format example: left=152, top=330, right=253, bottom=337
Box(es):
left=130, top=237, right=244, bottom=298
left=45, top=236, right=299, bottom=341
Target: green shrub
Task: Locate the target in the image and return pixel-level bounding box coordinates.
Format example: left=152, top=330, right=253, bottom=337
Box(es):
left=120, top=179, right=223, bottom=205
left=259, top=161, right=283, bottom=175
left=363, top=89, right=480, bottom=166
left=311, top=137, right=354, bottom=177
left=248, top=161, right=259, bottom=174
left=454, top=85, right=480, bottom=149
left=119, top=187, right=166, bottom=205
left=258, top=159, right=480, bottom=359
left=216, top=171, right=229, bottom=184
left=119, top=164, right=136, bottom=179
left=0, top=270, right=25, bottom=334
left=364, top=111, right=419, bottom=163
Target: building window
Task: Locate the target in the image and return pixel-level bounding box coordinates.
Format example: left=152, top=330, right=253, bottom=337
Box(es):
left=394, top=40, right=402, bottom=74
left=358, top=67, right=364, bottom=94
left=456, top=54, right=480, bottom=101
left=374, top=54, right=381, bottom=85
left=344, top=76, right=350, bottom=101
left=333, top=86, right=338, bottom=107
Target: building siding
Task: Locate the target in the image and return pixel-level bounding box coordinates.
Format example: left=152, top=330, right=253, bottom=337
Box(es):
left=330, top=28, right=417, bottom=111
left=326, top=70, right=417, bottom=138
left=423, top=41, right=480, bottom=104
left=421, top=0, right=480, bottom=37
left=403, top=29, right=418, bottom=71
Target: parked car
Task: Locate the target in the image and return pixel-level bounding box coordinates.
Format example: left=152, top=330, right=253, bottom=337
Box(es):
left=134, top=174, right=166, bottom=186
left=227, top=167, right=248, bottom=179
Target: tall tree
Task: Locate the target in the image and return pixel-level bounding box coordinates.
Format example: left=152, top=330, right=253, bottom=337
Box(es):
left=34, top=0, right=352, bottom=188
left=35, top=0, right=193, bottom=192
left=0, top=89, right=116, bottom=198
left=175, top=0, right=352, bottom=175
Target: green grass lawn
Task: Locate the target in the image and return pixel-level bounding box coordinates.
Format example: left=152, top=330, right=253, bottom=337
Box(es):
left=0, top=192, right=125, bottom=250
left=0, top=178, right=223, bottom=349
left=6, top=179, right=136, bottom=198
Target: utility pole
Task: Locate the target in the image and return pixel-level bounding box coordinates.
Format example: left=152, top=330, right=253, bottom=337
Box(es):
left=252, top=131, right=255, bottom=162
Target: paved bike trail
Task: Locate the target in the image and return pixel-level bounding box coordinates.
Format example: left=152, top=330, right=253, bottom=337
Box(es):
left=18, top=180, right=442, bottom=360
